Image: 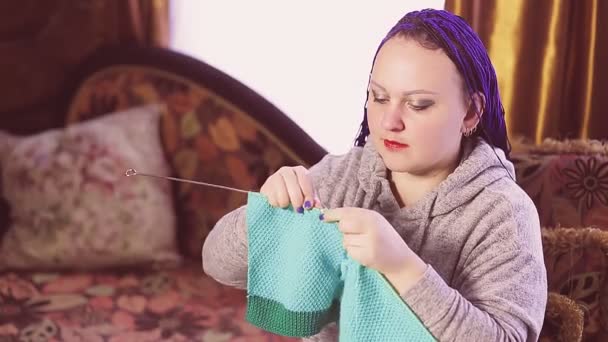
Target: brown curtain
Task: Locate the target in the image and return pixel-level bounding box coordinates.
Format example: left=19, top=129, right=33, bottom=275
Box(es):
left=445, top=0, right=608, bottom=143
left=0, top=0, right=169, bottom=133
left=115, top=0, right=170, bottom=47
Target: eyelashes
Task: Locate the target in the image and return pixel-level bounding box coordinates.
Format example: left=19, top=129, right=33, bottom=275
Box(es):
left=371, top=94, right=432, bottom=111
left=373, top=97, right=389, bottom=104
left=408, top=103, right=431, bottom=111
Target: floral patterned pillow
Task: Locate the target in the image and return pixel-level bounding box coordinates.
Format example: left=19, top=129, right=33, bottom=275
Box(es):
left=0, top=104, right=181, bottom=270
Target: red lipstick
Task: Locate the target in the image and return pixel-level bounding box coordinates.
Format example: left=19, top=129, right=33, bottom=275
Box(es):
left=383, top=139, right=409, bottom=151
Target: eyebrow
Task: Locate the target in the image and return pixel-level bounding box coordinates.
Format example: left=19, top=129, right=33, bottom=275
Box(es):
left=369, top=80, right=438, bottom=96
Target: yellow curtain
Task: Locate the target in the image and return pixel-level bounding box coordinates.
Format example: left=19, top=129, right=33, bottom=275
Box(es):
left=445, top=0, right=607, bottom=143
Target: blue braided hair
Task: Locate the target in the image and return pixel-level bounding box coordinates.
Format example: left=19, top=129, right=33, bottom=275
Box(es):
left=354, top=9, right=511, bottom=158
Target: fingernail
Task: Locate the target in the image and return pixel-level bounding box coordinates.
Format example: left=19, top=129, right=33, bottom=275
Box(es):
left=297, top=207, right=304, bottom=214
left=319, top=213, right=324, bottom=221
left=304, top=200, right=312, bottom=209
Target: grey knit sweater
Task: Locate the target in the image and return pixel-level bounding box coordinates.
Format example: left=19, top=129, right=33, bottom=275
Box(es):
left=202, top=137, right=547, bottom=342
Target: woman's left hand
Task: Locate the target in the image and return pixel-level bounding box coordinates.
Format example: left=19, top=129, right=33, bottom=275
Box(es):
left=322, top=207, right=427, bottom=294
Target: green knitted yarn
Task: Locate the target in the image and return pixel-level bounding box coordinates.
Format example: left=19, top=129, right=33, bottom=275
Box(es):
left=246, top=296, right=340, bottom=337
left=246, top=192, right=436, bottom=341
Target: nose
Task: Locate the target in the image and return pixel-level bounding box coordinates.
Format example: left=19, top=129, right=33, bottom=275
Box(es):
left=381, top=106, right=405, bottom=132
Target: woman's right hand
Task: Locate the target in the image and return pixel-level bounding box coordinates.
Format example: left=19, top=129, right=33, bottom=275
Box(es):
left=260, top=166, right=321, bottom=212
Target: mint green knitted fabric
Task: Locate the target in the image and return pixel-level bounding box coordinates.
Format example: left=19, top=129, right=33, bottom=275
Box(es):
left=245, top=192, right=436, bottom=341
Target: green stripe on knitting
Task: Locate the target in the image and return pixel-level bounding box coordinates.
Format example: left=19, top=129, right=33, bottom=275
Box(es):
left=246, top=294, right=340, bottom=337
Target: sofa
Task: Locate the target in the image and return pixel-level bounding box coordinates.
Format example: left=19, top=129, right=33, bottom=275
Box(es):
left=0, top=45, right=325, bottom=341
left=0, top=44, right=596, bottom=342
left=512, top=139, right=608, bottom=341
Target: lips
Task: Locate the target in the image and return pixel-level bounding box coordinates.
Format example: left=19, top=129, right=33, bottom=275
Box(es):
left=383, top=139, right=409, bottom=150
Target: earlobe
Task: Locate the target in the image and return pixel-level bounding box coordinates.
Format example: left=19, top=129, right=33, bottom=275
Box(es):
left=461, top=124, right=478, bottom=137
left=461, top=92, right=485, bottom=136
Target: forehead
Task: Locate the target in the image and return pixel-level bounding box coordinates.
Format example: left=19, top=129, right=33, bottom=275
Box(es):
left=371, top=37, right=463, bottom=93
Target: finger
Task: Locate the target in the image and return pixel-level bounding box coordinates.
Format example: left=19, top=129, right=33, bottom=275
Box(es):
left=321, top=208, right=352, bottom=223
left=342, top=234, right=365, bottom=248
left=260, top=177, right=278, bottom=207
left=267, top=193, right=278, bottom=207
left=280, top=168, right=305, bottom=211
left=314, top=196, right=324, bottom=209
left=320, top=208, right=339, bottom=223
left=338, top=220, right=364, bottom=234
left=320, top=208, right=363, bottom=234
left=275, top=175, right=291, bottom=208
left=343, top=247, right=368, bottom=267
left=293, top=166, right=316, bottom=210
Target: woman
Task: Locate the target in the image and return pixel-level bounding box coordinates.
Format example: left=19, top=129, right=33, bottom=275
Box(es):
left=203, top=8, right=547, bottom=342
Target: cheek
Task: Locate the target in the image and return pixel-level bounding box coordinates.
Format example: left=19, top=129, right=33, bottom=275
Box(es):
left=407, top=110, right=463, bottom=152
left=409, top=111, right=452, bottom=137
left=365, top=107, right=384, bottom=135
left=429, top=105, right=463, bottom=131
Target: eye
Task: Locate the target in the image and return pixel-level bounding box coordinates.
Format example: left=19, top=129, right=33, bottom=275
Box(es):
left=373, top=97, right=389, bottom=104
left=408, top=101, right=433, bottom=112
left=409, top=104, right=429, bottom=111
left=371, top=90, right=389, bottom=104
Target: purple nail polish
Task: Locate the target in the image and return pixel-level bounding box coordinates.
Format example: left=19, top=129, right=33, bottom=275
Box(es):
left=297, top=207, right=304, bottom=214
left=304, top=200, right=312, bottom=209
left=319, top=213, right=324, bottom=221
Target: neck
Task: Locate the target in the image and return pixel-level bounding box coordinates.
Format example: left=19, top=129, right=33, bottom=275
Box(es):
left=388, top=149, right=463, bottom=208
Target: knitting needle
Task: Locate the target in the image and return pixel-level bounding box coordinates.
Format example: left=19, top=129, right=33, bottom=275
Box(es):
left=125, top=168, right=250, bottom=194
left=125, top=168, right=327, bottom=212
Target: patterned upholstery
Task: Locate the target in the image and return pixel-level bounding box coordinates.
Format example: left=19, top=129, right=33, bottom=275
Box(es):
left=513, top=139, right=608, bottom=341
left=0, top=261, right=296, bottom=341
left=0, top=46, right=323, bottom=341
left=511, top=140, right=608, bottom=229
left=65, top=46, right=326, bottom=261
left=541, top=228, right=608, bottom=341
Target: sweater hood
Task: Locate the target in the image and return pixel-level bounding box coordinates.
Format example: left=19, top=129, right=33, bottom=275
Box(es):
left=357, top=137, right=515, bottom=219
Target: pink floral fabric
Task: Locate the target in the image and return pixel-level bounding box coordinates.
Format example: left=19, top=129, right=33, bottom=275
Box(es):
left=513, top=147, right=608, bottom=340
left=66, top=67, right=307, bottom=261
left=0, top=105, right=181, bottom=270
left=0, top=261, right=296, bottom=341
left=512, top=152, right=608, bottom=228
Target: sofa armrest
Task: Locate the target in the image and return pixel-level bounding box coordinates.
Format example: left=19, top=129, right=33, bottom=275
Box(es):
left=541, top=292, right=584, bottom=342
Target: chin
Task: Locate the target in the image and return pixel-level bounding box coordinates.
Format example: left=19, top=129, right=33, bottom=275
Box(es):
left=377, top=150, right=415, bottom=173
